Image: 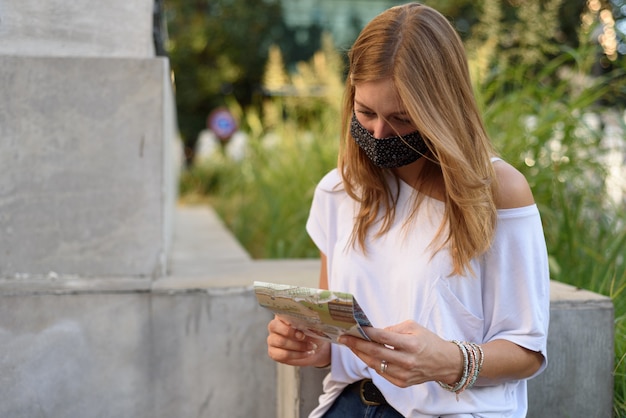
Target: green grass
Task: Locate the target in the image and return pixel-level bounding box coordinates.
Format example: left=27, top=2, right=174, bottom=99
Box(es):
left=181, top=102, right=338, bottom=259
left=478, top=52, right=626, bottom=415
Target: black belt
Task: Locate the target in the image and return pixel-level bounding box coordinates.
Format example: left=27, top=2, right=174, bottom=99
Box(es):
left=347, top=379, right=388, bottom=406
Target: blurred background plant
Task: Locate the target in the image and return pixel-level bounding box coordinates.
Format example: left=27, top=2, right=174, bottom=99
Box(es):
left=168, top=0, right=626, bottom=413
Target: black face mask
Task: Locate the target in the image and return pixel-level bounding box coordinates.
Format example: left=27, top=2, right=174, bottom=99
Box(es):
left=350, top=113, right=428, bottom=168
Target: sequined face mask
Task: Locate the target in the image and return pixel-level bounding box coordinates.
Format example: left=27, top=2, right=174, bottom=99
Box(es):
left=350, top=113, right=428, bottom=168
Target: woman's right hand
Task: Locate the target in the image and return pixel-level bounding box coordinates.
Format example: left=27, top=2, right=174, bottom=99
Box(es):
left=267, top=315, right=331, bottom=368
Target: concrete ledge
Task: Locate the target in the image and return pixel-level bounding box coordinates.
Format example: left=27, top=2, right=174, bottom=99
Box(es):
left=0, top=285, right=278, bottom=418
left=529, top=282, right=614, bottom=417
left=0, top=205, right=614, bottom=417
left=0, top=277, right=151, bottom=296
left=0, top=205, right=319, bottom=418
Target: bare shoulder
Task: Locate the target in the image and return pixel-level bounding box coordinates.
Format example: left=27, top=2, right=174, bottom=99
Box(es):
left=493, top=160, right=535, bottom=209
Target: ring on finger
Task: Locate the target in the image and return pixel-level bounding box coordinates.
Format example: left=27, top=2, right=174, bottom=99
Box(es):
left=380, top=359, right=388, bottom=374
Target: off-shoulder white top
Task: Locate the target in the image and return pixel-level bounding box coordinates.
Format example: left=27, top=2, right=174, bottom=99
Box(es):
left=306, top=166, right=550, bottom=418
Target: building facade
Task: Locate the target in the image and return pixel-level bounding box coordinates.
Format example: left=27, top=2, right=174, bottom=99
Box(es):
left=281, top=0, right=408, bottom=48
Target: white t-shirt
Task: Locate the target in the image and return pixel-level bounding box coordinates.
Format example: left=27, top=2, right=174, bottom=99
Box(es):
left=305, top=167, right=550, bottom=418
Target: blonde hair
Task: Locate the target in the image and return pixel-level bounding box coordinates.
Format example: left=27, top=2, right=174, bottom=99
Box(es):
left=338, top=2, right=498, bottom=276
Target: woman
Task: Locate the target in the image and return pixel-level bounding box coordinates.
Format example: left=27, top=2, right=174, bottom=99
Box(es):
left=267, top=3, right=549, bottom=417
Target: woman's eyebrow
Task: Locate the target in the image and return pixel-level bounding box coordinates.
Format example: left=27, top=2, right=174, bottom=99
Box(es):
left=354, top=100, right=409, bottom=118
left=354, top=100, right=372, bottom=110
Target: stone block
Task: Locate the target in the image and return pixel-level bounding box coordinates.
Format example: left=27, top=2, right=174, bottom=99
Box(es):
left=0, top=291, right=152, bottom=418
left=0, top=0, right=155, bottom=57
left=0, top=284, right=276, bottom=418
left=527, top=281, right=614, bottom=418
left=148, top=289, right=276, bottom=418
left=0, top=206, right=316, bottom=418
left=0, top=56, right=179, bottom=278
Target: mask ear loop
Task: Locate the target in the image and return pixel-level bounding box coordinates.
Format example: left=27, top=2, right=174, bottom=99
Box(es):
left=388, top=110, right=441, bottom=166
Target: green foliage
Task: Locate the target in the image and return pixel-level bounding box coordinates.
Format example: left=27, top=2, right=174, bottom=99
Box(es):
left=180, top=43, right=342, bottom=258
left=472, top=5, right=626, bottom=414
left=480, top=51, right=626, bottom=414
left=182, top=107, right=339, bottom=259
left=164, top=0, right=286, bottom=156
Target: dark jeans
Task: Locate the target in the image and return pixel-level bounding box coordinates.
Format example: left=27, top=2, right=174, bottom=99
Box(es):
left=322, top=383, right=405, bottom=418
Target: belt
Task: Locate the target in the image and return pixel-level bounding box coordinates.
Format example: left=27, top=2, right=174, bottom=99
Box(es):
left=348, top=379, right=388, bottom=406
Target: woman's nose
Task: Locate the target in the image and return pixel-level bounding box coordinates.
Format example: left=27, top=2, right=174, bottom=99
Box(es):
left=371, top=119, right=393, bottom=139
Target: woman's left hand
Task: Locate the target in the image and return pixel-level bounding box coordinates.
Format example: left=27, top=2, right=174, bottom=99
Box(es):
left=338, top=320, right=462, bottom=388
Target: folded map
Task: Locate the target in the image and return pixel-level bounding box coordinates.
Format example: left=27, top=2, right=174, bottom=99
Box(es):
left=254, top=281, right=372, bottom=343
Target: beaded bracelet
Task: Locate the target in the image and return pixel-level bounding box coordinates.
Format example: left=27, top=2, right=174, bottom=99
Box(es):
left=466, top=343, right=484, bottom=389
left=437, top=340, right=468, bottom=393
left=437, top=340, right=484, bottom=398
left=458, top=342, right=477, bottom=393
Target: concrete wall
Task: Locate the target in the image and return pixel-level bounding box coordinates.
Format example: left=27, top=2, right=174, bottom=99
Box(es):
left=1, top=286, right=276, bottom=418
left=0, top=55, right=177, bottom=278
left=528, top=282, right=615, bottom=417
left=0, top=207, right=320, bottom=418
left=0, top=0, right=155, bottom=57
left=0, top=0, right=177, bottom=279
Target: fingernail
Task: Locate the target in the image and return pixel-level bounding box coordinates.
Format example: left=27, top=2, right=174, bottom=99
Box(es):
left=295, top=331, right=305, bottom=340
left=308, top=342, right=318, bottom=351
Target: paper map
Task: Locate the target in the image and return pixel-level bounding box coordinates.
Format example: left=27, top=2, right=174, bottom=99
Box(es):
left=254, top=281, right=372, bottom=343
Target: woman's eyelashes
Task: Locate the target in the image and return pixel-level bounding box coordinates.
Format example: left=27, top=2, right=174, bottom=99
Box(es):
left=355, top=109, right=375, bottom=119
left=355, top=109, right=412, bottom=125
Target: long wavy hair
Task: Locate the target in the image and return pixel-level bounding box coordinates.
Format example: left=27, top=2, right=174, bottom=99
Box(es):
left=338, top=2, right=498, bottom=276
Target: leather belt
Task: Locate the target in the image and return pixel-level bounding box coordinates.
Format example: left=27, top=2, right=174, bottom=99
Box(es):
left=348, top=379, right=388, bottom=406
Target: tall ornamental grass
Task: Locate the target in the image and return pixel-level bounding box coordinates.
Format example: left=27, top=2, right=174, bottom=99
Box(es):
left=479, top=48, right=626, bottom=415
left=180, top=9, right=626, bottom=415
